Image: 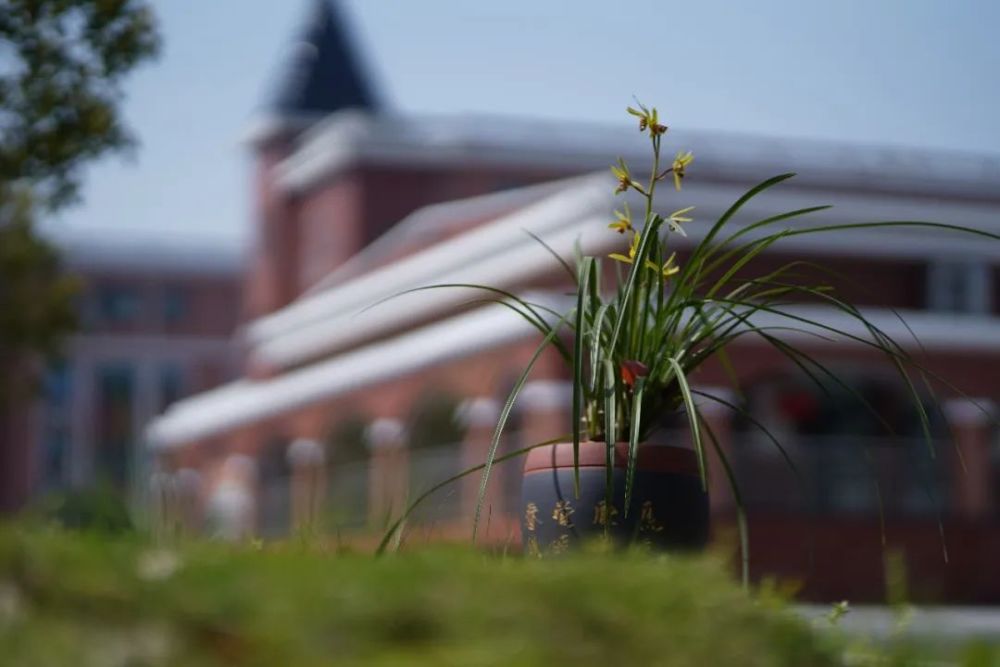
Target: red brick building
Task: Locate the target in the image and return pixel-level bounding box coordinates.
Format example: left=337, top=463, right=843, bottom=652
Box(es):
left=0, top=226, right=242, bottom=513
left=148, top=1, right=1000, bottom=601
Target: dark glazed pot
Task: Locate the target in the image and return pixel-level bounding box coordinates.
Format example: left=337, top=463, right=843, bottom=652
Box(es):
left=521, top=441, right=708, bottom=556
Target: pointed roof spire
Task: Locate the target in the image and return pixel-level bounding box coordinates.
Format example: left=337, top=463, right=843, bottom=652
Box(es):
left=270, top=0, right=380, bottom=117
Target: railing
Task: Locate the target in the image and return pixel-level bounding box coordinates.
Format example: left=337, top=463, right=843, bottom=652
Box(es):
left=244, top=433, right=967, bottom=540
left=729, top=434, right=952, bottom=517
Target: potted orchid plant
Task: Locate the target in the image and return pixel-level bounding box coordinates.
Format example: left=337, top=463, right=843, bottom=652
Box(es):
left=378, top=103, right=997, bottom=572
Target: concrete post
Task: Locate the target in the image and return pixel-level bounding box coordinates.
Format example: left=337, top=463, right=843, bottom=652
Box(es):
left=365, top=418, right=408, bottom=526
left=287, top=438, right=326, bottom=532
left=206, top=454, right=257, bottom=541
left=457, top=397, right=501, bottom=529
left=518, top=380, right=573, bottom=446
left=945, top=398, right=996, bottom=520
left=174, top=467, right=203, bottom=535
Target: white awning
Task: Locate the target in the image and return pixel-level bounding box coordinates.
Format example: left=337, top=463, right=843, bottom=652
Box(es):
left=148, top=301, right=1000, bottom=450
left=148, top=297, right=564, bottom=450
left=244, top=172, right=1000, bottom=372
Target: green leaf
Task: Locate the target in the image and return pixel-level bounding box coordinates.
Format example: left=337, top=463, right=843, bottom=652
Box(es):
left=608, top=215, right=665, bottom=354
left=589, top=303, right=611, bottom=391
left=668, top=357, right=706, bottom=490
left=603, top=359, right=617, bottom=539
left=701, top=205, right=832, bottom=275
left=472, top=317, right=568, bottom=543
left=624, top=376, right=646, bottom=518
left=699, top=412, right=749, bottom=589
left=682, top=173, right=797, bottom=285
left=572, top=257, right=595, bottom=497
left=376, top=436, right=568, bottom=555
left=522, top=228, right=577, bottom=284
left=690, top=388, right=803, bottom=496
left=361, top=282, right=572, bottom=363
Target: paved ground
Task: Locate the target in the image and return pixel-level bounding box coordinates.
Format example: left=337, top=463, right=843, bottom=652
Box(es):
left=797, top=604, right=1000, bottom=640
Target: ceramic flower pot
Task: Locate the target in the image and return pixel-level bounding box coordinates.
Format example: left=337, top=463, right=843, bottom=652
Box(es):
left=520, top=440, right=708, bottom=555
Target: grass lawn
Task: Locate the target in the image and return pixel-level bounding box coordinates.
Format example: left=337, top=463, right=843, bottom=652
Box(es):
left=0, top=523, right=995, bottom=666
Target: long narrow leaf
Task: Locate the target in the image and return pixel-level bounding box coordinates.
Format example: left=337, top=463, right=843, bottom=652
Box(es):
left=691, top=388, right=804, bottom=496
left=473, top=319, right=567, bottom=543
left=360, top=282, right=572, bottom=363
left=624, top=376, right=646, bottom=517
left=668, top=357, right=706, bottom=489
left=608, top=216, right=665, bottom=353
left=602, top=359, right=617, bottom=539
left=572, top=257, right=595, bottom=496
left=698, top=412, right=749, bottom=589
left=522, top=227, right=577, bottom=284
left=376, top=436, right=568, bottom=555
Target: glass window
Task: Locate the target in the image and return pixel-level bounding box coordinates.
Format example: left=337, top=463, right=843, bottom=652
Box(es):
left=95, top=363, right=134, bottom=488
left=41, top=361, right=72, bottom=489
left=163, top=285, right=189, bottom=324
left=734, top=370, right=948, bottom=517
left=42, top=425, right=70, bottom=489
left=258, top=437, right=292, bottom=538
left=97, top=285, right=141, bottom=323
left=158, top=364, right=185, bottom=411
left=43, top=359, right=72, bottom=408
left=407, top=392, right=467, bottom=523
left=927, top=260, right=992, bottom=314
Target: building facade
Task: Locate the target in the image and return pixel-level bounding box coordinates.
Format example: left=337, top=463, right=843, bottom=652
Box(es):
left=0, top=226, right=242, bottom=513
left=148, top=1, right=1000, bottom=601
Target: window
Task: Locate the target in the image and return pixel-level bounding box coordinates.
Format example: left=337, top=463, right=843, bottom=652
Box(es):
left=326, top=415, right=370, bottom=529
left=927, top=260, right=992, bottom=314
left=734, top=370, right=949, bottom=516
left=95, top=363, right=134, bottom=487
left=41, top=361, right=72, bottom=489
left=43, top=359, right=72, bottom=408
left=97, top=285, right=141, bottom=324
left=158, top=364, right=185, bottom=411
left=258, top=437, right=292, bottom=538
left=407, top=392, right=466, bottom=522
left=162, top=285, right=189, bottom=325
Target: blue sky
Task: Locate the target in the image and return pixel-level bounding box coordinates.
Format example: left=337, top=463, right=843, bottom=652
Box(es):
left=56, top=0, right=1000, bottom=243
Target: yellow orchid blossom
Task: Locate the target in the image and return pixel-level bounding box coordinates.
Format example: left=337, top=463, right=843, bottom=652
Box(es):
left=610, top=157, right=632, bottom=194
left=644, top=252, right=681, bottom=279
left=647, top=106, right=668, bottom=136
left=609, top=232, right=640, bottom=264
left=626, top=101, right=667, bottom=136
left=661, top=252, right=681, bottom=278
left=666, top=206, right=695, bottom=236
left=671, top=150, right=694, bottom=191
left=608, top=203, right=633, bottom=234
left=626, top=105, right=648, bottom=132
left=609, top=234, right=681, bottom=280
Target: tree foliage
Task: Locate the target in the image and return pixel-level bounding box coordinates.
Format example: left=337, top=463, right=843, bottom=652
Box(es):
left=0, top=0, right=159, bottom=392
left=0, top=0, right=160, bottom=208
left=0, top=192, right=78, bottom=400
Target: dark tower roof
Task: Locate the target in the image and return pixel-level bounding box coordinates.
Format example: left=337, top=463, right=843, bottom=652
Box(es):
left=270, top=0, right=380, bottom=116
